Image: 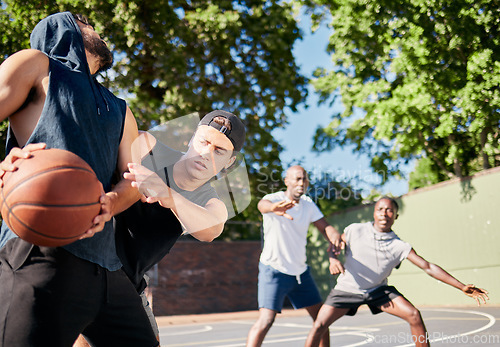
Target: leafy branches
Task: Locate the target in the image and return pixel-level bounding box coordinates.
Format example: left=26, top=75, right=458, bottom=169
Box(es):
left=299, top=0, right=500, bottom=189
left=0, top=0, right=309, bottom=239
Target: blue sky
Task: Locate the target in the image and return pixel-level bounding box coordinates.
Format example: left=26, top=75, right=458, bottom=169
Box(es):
left=273, top=17, right=413, bottom=198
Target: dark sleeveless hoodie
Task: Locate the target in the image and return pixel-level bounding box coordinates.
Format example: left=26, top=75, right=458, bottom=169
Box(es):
left=0, top=12, right=125, bottom=270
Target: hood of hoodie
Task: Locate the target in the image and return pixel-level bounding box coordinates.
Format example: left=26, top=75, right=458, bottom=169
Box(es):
left=28, top=11, right=113, bottom=118
left=30, top=11, right=89, bottom=75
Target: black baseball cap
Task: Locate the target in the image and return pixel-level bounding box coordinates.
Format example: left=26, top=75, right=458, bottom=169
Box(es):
left=199, top=110, right=246, bottom=152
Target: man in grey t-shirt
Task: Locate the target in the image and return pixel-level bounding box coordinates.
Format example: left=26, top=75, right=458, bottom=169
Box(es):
left=305, top=197, right=489, bottom=347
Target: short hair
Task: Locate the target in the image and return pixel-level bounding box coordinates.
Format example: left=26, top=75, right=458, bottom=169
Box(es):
left=210, top=116, right=232, bottom=131
left=72, top=13, right=92, bottom=26
left=376, top=196, right=399, bottom=212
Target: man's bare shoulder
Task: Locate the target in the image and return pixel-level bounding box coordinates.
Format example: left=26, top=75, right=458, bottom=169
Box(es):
left=1, top=49, right=48, bottom=74
left=0, top=49, right=50, bottom=133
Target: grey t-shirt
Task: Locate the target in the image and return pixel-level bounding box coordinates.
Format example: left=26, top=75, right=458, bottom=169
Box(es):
left=334, top=222, right=412, bottom=294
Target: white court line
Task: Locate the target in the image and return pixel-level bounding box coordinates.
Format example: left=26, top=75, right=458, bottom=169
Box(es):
left=229, top=320, right=380, bottom=332
left=202, top=324, right=381, bottom=346
left=160, top=325, right=213, bottom=337
left=395, top=308, right=496, bottom=347
left=260, top=308, right=497, bottom=347
left=336, top=308, right=497, bottom=347
left=161, top=308, right=496, bottom=347
left=204, top=331, right=377, bottom=347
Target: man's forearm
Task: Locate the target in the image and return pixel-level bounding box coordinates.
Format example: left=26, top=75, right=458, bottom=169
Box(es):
left=324, top=225, right=341, bottom=243
left=257, top=199, right=273, bottom=214
left=426, top=263, right=466, bottom=290
left=108, top=178, right=141, bottom=216
left=165, top=192, right=227, bottom=241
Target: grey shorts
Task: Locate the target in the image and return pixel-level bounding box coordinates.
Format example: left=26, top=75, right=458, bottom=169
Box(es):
left=324, top=285, right=403, bottom=316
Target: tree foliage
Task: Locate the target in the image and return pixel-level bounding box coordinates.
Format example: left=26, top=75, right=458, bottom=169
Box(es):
left=0, top=0, right=309, bottom=239
left=307, top=172, right=363, bottom=216
left=297, top=0, right=500, bottom=189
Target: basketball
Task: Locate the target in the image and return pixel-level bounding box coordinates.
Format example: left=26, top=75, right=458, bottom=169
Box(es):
left=0, top=148, right=103, bottom=247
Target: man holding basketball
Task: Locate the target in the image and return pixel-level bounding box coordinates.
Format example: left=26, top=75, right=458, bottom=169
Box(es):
left=0, top=12, right=158, bottom=347
left=305, top=197, right=489, bottom=347
left=246, top=165, right=341, bottom=347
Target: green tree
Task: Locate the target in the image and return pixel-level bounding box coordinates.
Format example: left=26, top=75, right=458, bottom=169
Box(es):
left=0, top=0, right=309, bottom=239
left=307, top=170, right=363, bottom=216
left=297, top=0, right=500, bottom=190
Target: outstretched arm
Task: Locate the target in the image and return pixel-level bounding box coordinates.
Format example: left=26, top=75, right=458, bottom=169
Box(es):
left=164, top=194, right=227, bottom=242
left=124, top=162, right=227, bottom=241
left=313, top=217, right=343, bottom=254
left=257, top=198, right=296, bottom=220
left=407, top=249, right=489, bottom=306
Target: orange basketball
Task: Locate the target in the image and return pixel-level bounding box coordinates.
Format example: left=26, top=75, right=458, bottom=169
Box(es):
left=0, top=148, right=103, bottom=247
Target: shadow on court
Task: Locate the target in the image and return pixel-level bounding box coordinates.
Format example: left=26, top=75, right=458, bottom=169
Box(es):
left=157, top=306, right=500, bottom=346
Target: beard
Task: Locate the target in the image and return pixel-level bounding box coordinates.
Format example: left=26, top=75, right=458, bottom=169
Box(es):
left=82, top=33, right=113, bottom=73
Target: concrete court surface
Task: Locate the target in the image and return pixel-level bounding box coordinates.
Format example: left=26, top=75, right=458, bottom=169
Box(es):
left=156, top=306, right=500, bottom=347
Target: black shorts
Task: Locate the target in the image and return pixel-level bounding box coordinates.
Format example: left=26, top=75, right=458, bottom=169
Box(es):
left=324, top=285, right=403, bottom=316
left=0, top=238, right=159, bottom=347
